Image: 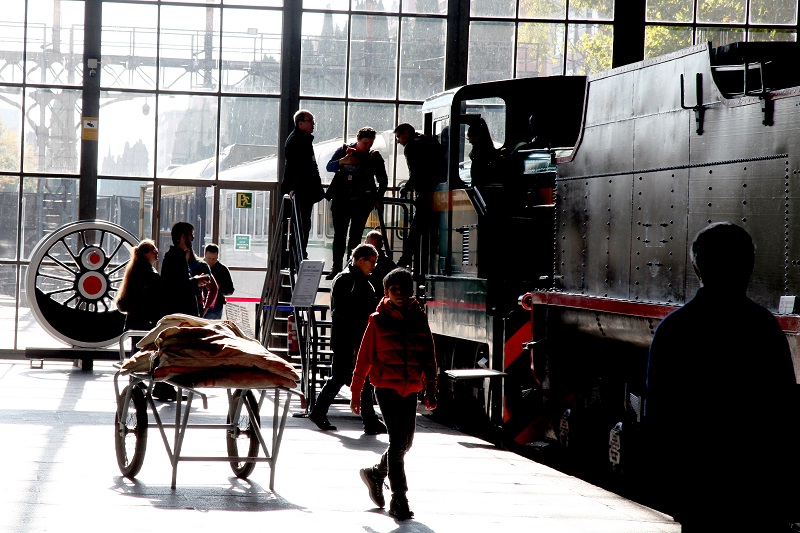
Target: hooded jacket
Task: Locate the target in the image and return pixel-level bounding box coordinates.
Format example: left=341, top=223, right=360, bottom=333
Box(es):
left=351, top=296, right=438, bottom=398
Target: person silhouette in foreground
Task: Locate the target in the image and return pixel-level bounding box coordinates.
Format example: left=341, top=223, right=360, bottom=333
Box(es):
left=645, top=222, right=798, bottom=532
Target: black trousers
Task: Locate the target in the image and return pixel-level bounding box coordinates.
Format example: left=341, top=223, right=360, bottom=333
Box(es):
left=330, top=198, right=374, bottom=271
left=295, top=197, right=314, bottom=260
left=372, top=388, right=418, bottom=497
left=313, top=352, right=378, bottom=426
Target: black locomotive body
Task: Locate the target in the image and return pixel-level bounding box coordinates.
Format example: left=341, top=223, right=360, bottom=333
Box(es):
left=420, top=41, right=800, bottom=482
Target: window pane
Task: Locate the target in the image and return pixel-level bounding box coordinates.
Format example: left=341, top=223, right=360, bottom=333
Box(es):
left=697, top=0, right=745, bottom=24
left=226, top=0, right=282, bottom=6
left=0, top=88, right=24, bottom=173
left=304, top=0, right=349, bottom=9
left=0, top=2, right=25, bottom=84
left=221, top=8, right=282, bottom=94
left=21, top=177, right=80, bottom=260
left=467, top=21, right=515, bottom=84
left=520, top=0, right=566, bottom=19
left=399, top=17, right=446, bottom=101
left=218, top=189, right=270, bottom=268
left=25, top=89, right=82, bottom=174
left=403, top=0, right=446, bottom=15
left=348, top=15, right=399, bottom=99
left=646, top=0, right=693, bottom=23
left=644, top=25, right=693, bottom=58
left=99, top=92, right=155, bottom=178
left=156, top=185, right=214, bottom=257
left=470, top=0, right=515, bottom=17
left=219, top=96, right=280, bottom=182
left=351, top=0, right=398, bottom=13
left=26, top=0, right=84, bottom=86
left=101, top=3, right=158, bottom=90
left=300, top=99, right=345, bottom=146
left=748, top=28, right=797, bottom=41
left=750, top=0, right=797, bottom=25
left=0, top=265, right=16, bottom=349
left=160, top=6, right=221, bottom=92
left=157, top=94, right=218, bottom=178
left=566, top=23, right=613, bottom=75
left=517, top=22, right=566, bottom=77
left=0, top=180, right=19, bottom=259
left=300, top=12, right=349, bottom=97
left=570, top=0, right=614, bottom=20
left=347, top=102, right=395, bottom=143
left=696, top=26, right=745, bottom=47
left=97, top=179, right=153, bottom=240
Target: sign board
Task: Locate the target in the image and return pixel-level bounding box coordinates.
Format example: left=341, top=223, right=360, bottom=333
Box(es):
left=236, top=192, right=253, bottom=208
left=234, top=234, right=251, bottom=251
left=291, top=260, right=325, bottom=308
left=224, top=302, right=254, bottom=338
left=82, top=117, right=99, bottom=141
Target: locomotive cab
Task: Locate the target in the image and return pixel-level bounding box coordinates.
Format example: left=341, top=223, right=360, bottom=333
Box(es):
left=418, top=77, right=586, bottom=438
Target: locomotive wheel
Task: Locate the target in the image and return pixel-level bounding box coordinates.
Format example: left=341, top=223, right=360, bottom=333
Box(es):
left=226, top=389, right=261, bottom=478
left=26, top=220, right=138, bottom=348
left=115, top=384, right=148, bottom=478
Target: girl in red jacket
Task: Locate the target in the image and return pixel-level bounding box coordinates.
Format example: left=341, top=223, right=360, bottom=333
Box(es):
left=350, top=267, right=438, bottom=521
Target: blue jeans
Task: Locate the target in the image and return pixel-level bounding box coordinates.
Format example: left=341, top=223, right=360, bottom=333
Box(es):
left=204, top=306, right=223, bottom=320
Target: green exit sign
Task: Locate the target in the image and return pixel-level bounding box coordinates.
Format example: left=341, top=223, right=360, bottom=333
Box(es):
left=234, top=234, right=251, bottom=251
left=236, top=192, right=253, bottom=208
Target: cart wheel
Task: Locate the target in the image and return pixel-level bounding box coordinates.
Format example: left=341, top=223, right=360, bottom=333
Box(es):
left=226, top=389, right=260, bottom=478
left=115, top=384, right=148, bottom=478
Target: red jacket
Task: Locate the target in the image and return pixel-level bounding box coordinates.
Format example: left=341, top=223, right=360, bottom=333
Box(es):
left=351, top=297, right=438, bottom=398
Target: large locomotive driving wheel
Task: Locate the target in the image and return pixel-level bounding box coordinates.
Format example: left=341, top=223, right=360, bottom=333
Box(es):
left=26, top=220, right=138, bottom=348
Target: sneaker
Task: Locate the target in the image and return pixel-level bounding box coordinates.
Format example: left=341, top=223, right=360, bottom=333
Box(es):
left=359, top=468, right=386, bottom=508
left=363, top=419, right=387, bottom=435
left=389, top=496, right=414, bottom=520
left=308, top=411, right=337, bottom=431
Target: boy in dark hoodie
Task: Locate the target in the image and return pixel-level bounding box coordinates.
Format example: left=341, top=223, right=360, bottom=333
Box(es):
left=350, top=267, right=438, bottom=521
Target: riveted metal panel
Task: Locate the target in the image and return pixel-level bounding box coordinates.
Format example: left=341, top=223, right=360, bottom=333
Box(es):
left=554, top=180, right=589, bottom=293
left=688, top=157, right=787, bottom=310
left=564, top=121, right=635, bottom=178
left=584, top=69, right=634, bottom=127
left=633, top=110, right=691, bottom=171
left=583, top=175, right=634, bottom=299
left=630, top=170, right=689, bottom=305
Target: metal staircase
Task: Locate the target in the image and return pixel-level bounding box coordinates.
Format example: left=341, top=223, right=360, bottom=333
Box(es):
left=255, top=195, right=333, bottom=413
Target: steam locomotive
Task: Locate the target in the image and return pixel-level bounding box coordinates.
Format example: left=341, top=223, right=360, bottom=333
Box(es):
left=418, top=40, right=800, bottom=485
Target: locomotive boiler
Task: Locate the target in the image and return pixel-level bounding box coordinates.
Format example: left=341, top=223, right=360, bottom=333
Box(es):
left=419, top=40, right=800, bottom=484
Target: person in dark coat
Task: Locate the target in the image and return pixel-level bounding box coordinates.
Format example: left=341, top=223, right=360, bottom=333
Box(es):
left=644, top=222, right=799, bottom=532
left=364, top=229, right=396, bottom=293
left=393, top=123, right=444, bottom=268
left=115, top=239, right=163, bottom=335
left=155, top=222, right=210, bottom=401
left=160, top=222, right=209, bottom=317
left=203, top=243, right=234, bottom=320
left=466, top=118, right=500, bottom=188
left=308, top=244, right=386, bottom=435
left=324, top=127, right=388, bottom=278
left=282, top=109, right=325, bottom=259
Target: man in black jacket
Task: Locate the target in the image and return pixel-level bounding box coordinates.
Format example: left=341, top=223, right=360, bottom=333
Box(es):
left=393, top=123, right=444, bottom=268
left=282, top=109, right=325, bottom=259
left=308, top=244, right=386, bottom=435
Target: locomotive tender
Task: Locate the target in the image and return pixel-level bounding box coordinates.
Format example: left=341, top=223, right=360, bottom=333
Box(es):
left=420, top=41, right=800, bottom=479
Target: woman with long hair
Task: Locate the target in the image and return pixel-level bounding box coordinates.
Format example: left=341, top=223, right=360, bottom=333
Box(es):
left=115, top=239, right=164, bottom=333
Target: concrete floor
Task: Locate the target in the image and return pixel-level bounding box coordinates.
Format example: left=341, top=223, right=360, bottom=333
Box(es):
left=0, top=359, right=680, bottom=533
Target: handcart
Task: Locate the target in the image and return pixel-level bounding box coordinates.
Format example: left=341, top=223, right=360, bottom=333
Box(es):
left=113, top=330, right=305, bottom=490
